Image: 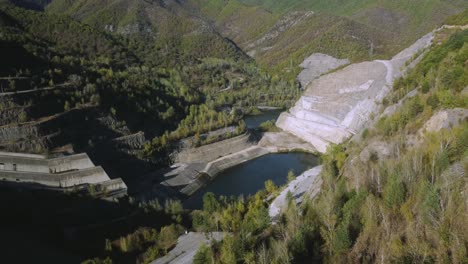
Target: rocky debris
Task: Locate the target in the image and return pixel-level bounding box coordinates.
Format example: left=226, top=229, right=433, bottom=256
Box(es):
left=443, top=160, right=466, bottom=179
left=97, top=115, right=131, bottom=135
left=359, top=141, right=393, bottom=163
left=440, top=157, right=467, bottom=199
left=269, top=165, right=323, bottom=219
left=406, top=108, right=468, bottom=148
left=0, top=105, right=29, bottom=126
left=297, top=53, right=349, bottom=88
left=277, top=30, right=435, bottom=153
left=112, top=131, right=146, bottom=149
left=421, top=108, right=468, bottom=132
left=382, top=89, right=418, bottom=117
left=0, top=121, right=41, bottom=143
left=151, top=232, right=227, bottom=264
left=115, top=23, right=153, bottom=35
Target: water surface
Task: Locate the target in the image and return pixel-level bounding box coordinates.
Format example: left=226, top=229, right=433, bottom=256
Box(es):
left=184, top=152, right=317, bottom=209
left=244, top=110, right=282, bottom=129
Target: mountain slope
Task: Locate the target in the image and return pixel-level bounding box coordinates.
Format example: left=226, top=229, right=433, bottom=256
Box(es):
left=37, top=0, right=467, bottom=79
left=185, top=26, right=468, bottom=264
left=189, top=0, right=467, bottom=77
left=0, top=0, right=301, bottom=184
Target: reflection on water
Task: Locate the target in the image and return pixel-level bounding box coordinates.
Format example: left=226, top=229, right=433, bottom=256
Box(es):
left=184, top=152, right=317, bottom=209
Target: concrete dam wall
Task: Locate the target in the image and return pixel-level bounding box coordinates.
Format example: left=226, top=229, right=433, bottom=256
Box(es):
left=0, top=151, right=127, bottom=199
left=175, top=133, right=254, bottom=163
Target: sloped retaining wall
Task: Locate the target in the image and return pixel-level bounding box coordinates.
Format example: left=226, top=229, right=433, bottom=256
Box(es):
left=175, top=133, right=254, bottom=163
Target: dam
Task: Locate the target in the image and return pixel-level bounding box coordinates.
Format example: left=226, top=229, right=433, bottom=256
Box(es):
left=0, top=151, right=127, bottom=200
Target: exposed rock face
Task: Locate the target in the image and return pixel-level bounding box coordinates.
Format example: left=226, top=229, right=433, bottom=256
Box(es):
left=422, top=108, right=468, bottom=132
left=269, top=165, right=323, bottom=219
left=359, top=141, right=393, bottom=163
left=406, top=108, right=468, bottom=147
left=277, top=32, right=434, bottom=153
left=297, top=53, right=349, bottom=88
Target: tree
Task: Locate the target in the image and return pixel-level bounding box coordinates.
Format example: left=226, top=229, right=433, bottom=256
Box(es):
left=64, top=101, right=71, bottom=111
left=203, top=192, right=220, bottom=213
left=383, top=175, right=406, bottom=210
left=193, top=243, right=213, bottom=264
left=287, top=170, right=296, bottom=183
left=265, top=180, right=277, bottom=194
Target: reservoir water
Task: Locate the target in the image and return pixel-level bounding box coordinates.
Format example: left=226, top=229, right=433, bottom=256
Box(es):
left=184, top=152, right=318, bottom=209
left=244, top=110, right=282, bottom=129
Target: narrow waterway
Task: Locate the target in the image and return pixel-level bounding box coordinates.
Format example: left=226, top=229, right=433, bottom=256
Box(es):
left=184, top=152, right=318, bottom=209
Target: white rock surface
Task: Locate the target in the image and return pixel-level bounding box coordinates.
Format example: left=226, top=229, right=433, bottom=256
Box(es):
left=422, top=108, right=468, bottom=132
left=297, top=53, right=349, bottom=87
left=269, top=165, right=323, bottom=219
left=277, top=32, right=435, bottom=153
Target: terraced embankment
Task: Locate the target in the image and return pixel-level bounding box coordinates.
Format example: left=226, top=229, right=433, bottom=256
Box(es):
left=152, top=131, right=316, bottom=198
left=276, top=32, right=434, bottom=152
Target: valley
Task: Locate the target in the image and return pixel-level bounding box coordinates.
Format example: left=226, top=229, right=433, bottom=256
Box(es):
left=0, top=0, right=467, bottom=263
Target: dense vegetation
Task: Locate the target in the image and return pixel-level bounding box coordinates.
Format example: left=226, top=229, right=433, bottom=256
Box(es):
left=190, top=28, right=468, bottom=263
left=78, top=28, right=467, bottom=263
left=1, top=0, right=466, bottom=263
left=0, top=0, right=300, bottom=167
left=190, top=0, right=467, bottom=78
left=107, top=11, right=468, bottom=264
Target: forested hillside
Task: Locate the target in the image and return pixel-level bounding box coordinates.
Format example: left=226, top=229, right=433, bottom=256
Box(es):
left=33, top=0, right=468, bottom=79
left=0, top=0, right=300, bottom=179
left=188, top=0, right=467, bottom=77
left=49, top=25, right=466, bottom=264
left=185, top=27, right=468, bottom=264
left=0, top=0, right=466, bottom=263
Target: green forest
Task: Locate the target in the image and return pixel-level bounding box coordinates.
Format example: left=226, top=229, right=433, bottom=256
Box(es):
left=0, top=0, right=300, bottom=163
left=0, top=0, right=467, bottom=263
left=76, top=26, right=468, bottom=264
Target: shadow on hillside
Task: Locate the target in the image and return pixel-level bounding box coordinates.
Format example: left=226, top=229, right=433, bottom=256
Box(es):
left=0, top=186, right=184, bottom=263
